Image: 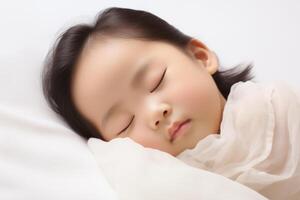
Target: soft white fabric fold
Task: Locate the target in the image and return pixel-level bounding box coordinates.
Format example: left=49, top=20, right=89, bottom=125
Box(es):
left=88, top=137, right=267, bottom=200
left=177, top=81, right=300, bottom=200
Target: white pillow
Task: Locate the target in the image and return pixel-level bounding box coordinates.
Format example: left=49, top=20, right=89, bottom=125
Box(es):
left=0, top=13, right=117, bottom=200
left=0, top=59, right=118, bottom=200
left=88, top=138, right=268, bottom=200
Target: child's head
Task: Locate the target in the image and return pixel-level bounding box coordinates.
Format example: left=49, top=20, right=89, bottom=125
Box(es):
left=42, top=7, right=254, bottom=156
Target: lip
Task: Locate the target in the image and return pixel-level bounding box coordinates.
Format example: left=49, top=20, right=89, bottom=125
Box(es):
left=168, top=119, right=191, bottom=142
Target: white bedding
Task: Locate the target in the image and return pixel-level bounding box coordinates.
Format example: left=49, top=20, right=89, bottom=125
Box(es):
left=0, top=74, right=118, bottom=199
left=88, top=137, right=267, bottom=200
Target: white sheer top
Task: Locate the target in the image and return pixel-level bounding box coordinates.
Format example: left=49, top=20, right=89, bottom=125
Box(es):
left=177, top=81, right=300, bottom=200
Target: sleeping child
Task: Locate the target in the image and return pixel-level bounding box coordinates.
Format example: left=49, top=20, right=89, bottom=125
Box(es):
left=42, top=7, right=300, bottom=199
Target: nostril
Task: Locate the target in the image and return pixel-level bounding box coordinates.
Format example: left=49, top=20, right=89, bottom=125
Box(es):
left=163, top=110, right=168, bottom=116
left=155, top=121, right=159, bottom=126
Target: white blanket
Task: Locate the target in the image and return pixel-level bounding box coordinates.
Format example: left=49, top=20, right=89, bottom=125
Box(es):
left=88, top=138, right=267, bottom=200
left=177, top=81, right=300, bottom=200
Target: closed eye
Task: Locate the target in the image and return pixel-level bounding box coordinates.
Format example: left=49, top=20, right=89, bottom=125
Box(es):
left=117, top=116, right=135, bottom=135
left=117, top=68, right=167, bottom=136
left=150, top=68, right=167, bottom=93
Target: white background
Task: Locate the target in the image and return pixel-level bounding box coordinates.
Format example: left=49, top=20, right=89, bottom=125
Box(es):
left=1, top=0, right=299, bottom=89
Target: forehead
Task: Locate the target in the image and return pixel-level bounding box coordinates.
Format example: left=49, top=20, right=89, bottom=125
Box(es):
left=71, top=38, right=159, bottom=126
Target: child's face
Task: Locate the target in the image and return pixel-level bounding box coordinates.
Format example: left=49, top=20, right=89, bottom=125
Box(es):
left=71, top=37, right=226, bottom=156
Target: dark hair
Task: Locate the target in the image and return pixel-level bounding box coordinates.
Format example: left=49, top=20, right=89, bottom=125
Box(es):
left=42, top=7, right=254, bottom=140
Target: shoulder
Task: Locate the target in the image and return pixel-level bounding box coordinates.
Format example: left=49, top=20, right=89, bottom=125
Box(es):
left=227, top=81, right=274, bottom=107
left=229, top=80, right=300, bottom=101
left=225, top=80, right=300, bottom=129
left=268, top=80, right=300, bottom=101
left=267, top=81, right=300, bottom=122
left=231, top=80, right=300, bottom=127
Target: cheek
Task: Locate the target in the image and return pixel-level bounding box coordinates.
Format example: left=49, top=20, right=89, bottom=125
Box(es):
left=170, top=76, right=219, bottom=117
left=181, top=85, right=203, bottom=107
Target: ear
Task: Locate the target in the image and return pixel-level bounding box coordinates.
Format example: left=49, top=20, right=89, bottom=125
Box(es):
left=186, top=38, right=219, bottom=75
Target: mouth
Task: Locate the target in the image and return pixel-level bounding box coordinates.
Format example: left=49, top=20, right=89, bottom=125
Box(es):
left=169, top=119, right=191, bottom=142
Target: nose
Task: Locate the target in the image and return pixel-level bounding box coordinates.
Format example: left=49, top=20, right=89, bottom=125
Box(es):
left=149, top=103, right=172, bottom=130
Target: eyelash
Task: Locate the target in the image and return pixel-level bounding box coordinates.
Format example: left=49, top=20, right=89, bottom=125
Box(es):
left=150, top=68, right=167, bottom=93
left=117, top=68, right=167, bottom=135
left=118, top=116, right=135, bottom=135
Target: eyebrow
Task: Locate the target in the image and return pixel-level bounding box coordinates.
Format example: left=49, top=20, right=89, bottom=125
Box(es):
left=101, top=60, right=152, bottom=129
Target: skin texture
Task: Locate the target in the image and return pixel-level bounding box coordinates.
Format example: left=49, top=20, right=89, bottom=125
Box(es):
left=71, top=37, right=226, bottom=156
